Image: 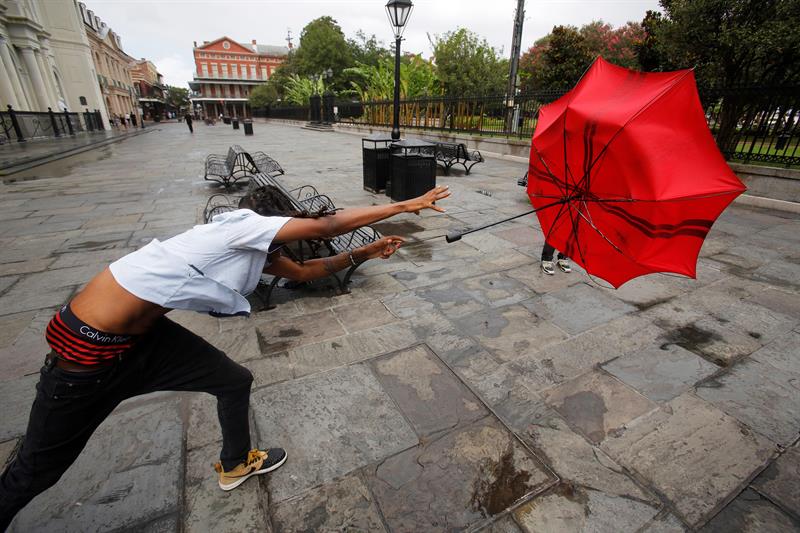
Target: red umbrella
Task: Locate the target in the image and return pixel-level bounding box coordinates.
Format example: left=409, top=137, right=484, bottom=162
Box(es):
left=527, top=57, right=746, bottom=288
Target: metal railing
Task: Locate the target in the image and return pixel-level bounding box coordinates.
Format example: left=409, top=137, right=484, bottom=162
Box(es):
left=253, top=105, right=310, bottom=121
left=1, top=105, right=104, bottom=143
left=700, top=86, right=799, bottom=167
left=336, top=92, right=564, bottom=139
left=252, top=85, right=799, bottom=167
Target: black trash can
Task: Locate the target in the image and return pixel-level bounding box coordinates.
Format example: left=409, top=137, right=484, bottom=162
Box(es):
left=243, top=119, right=253, bottom=136
left=362, top=133, right=394, bottom=193
left=389, top=139, right=437, bottom=202
left=232, top=118, right=240, bottom=130
left=223, top=116, right=231, bottom=125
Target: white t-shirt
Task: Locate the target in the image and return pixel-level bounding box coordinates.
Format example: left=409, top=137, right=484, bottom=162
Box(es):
left=109, top=209, right=291, bottom=316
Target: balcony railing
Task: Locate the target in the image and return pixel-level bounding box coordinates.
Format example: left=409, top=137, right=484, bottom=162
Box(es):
left=194, top=73, right=266, bottom=82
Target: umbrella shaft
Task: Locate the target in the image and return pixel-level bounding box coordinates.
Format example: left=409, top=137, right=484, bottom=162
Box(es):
left=446, top=199, right=565, bottom=242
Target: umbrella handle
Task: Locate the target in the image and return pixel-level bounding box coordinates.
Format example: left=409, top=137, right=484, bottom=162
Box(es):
left=445, top=200, right=564, bottom=244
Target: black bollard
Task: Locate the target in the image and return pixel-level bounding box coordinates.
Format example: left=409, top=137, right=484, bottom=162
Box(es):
left=7, top=105, right=25, bottom=142
left=63, top=108, right=75, bottom=135
left=48, top=107, right=60, bottom=137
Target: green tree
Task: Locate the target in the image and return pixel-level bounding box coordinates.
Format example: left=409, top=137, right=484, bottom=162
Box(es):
left=268, top=50, right=301, bottom=100
left=580, top=20, right=644, bottom=69
left=520, top=21, right=644, bottom=91
left=527, top=25, right=593, bottom=91
left=639, top=0, right=800, bottom=151
left=283, top=74, right=327, bottom=106
left=248, top=83, right=278, bottom=108
left=348, top=30, right=391, bottom=67
left=519, top=35, right=550, bottom=91
left=164, top=85, right=189, bottom=110
left=344, top=55, right=439, bottom=101
left=432, top=28, right=508, bottom=96
left=640, top=0, right=800, bottom=88
left=293, top=16, right=354, bottom=90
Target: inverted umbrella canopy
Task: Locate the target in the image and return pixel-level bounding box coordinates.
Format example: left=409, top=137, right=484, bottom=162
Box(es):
left=527, top=57, right=746, bottom=288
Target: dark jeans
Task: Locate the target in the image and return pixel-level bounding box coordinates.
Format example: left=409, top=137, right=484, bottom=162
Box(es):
left=0, top=317, right=253, bottom=531
left=541, top=243, right=565, bottom=261
left=187, top=122, right=194, bottom=133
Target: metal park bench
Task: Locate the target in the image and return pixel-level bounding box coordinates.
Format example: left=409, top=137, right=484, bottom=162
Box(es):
left=247, top=173, right=380, bottom=308
left=434, top=141, right=484, bottom=175
left=204, top=145, right=251, bottom=187
left=245, top=151, right=284, bottom=176
left=202, top=170, right=380, bottom=309
left=203, top=193, right=239, bottom=223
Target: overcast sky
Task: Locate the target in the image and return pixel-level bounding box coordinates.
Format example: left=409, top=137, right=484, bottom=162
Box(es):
left=87, top=0, right=661, bottom=87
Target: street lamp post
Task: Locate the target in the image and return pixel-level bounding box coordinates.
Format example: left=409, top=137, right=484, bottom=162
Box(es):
left=385, top=0, right=413, bottom=141
left=321, top=68, right=335, bottom=123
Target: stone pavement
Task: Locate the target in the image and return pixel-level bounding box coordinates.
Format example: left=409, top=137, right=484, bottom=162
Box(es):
left=0, top=121, right=798, bottom=532
left=0, top=127, right=149, bottom=176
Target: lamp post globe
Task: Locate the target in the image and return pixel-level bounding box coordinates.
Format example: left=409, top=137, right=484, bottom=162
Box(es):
left=385, top=0, right=413, bottom=140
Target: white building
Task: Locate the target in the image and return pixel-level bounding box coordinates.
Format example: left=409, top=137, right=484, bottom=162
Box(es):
left=0, top=0, right=108, bottom=126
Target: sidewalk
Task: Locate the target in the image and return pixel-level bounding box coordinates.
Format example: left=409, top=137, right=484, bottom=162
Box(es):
left=0, top=122, right=798, bottom=532
left=0, top=127, right=151, bottom=176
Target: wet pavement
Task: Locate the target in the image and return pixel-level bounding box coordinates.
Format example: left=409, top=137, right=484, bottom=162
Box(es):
left=0, top=127, right=149, bottom=177
left=0, top=121, right=799, bottom=531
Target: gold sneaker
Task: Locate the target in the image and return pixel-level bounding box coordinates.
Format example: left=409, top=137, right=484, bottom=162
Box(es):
left=214, top=448, right=287, bottom=491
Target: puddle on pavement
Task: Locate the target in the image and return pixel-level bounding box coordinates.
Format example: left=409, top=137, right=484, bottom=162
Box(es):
left=660, top=324, right=727, bottom=366
left=400, top=241, right=434, bottom=262
left=372, top=220, right=426, bottom=235
left=471, top=447, right=533, bottom=516
left=3, top=146, right=115, bottom=183
left=256, top=329, right=292, bottom=355
left=66, top=238, right=121, bottom=251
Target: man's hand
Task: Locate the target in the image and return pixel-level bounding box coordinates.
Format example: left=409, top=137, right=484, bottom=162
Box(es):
left=402, top=186, right=451, bottom=215
left=357, top=236, right=405, bottom=261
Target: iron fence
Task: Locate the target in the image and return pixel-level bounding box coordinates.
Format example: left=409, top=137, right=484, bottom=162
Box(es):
left=253, top=85, right=799, bottom=167
left=253, top=105, right=309, bottom=122
left=700, top=86, right=799, bottom=167
left=0, top=106, right=99, bottom=143
left=335, top=91, right=565, bottom=139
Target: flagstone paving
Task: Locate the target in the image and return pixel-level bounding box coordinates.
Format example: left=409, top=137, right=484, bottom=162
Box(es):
left=0, top=121, right=799, bottom=531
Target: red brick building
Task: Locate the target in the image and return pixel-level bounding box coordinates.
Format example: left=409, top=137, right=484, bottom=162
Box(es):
left=189, top=37, right=288, bottom=119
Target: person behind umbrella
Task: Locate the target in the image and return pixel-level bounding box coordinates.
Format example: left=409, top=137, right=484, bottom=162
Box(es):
left=0, top=184, right=451, bottom=530
left=541, top=242, right=571, bottom=275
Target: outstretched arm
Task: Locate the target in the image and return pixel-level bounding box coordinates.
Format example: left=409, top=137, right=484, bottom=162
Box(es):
left=263, top=236, right=405, bottom=282
left=273, top=186, right=450, bottom=243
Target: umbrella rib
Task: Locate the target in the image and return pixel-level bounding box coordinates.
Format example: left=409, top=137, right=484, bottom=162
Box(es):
left=565, top=200, right=591, bottom=271
left=543, top=200, right=571, bottom=244
left=584, top=190, right=741, bottom=203
left=576, top=69, right=695, bottom=193
left=573, top=204, right=628, bottom=257
left=531, top=145, right=570, bottom=191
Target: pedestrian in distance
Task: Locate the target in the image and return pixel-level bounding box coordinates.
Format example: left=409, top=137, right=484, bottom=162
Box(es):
left=0, top=184, right=451, bottom=530
left=184, top=112, right=194, bottom=134
left=541, top=242, right=571, bottom=275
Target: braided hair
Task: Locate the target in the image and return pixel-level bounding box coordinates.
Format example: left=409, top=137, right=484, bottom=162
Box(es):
left=238, top=185, right=335, bottom=219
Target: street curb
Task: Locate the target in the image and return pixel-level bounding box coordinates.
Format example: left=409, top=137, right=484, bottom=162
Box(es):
left=734, top=194, right=800, bottom=214
left=0, top=128, right=156, bottom=178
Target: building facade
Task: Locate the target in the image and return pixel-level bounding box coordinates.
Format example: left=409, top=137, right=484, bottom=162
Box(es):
left=0, top=0, right=105, bottom=120
left=78, top=2, right=139, bottom=126
left=189, top=37, right=288, bottom=119
left=129, top=59, right=165, bottom=121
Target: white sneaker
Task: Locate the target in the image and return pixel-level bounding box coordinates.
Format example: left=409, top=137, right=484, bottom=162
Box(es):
left=557, top=259, right=572, bottom=273
left=541, top=260, right=555, bottom=275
